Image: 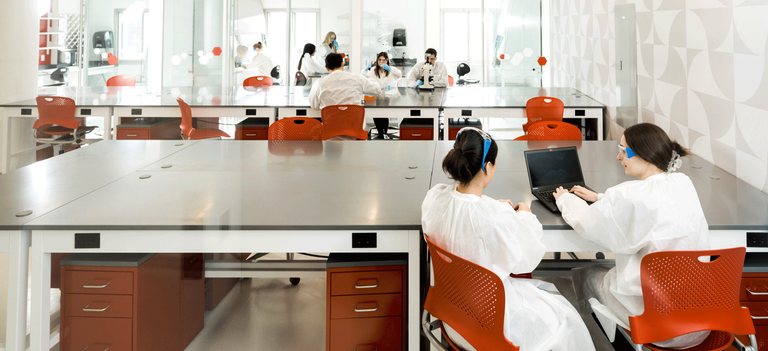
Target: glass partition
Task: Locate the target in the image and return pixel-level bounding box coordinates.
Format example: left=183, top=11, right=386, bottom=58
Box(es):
left=438, top=0, right=482, bottom=86
left=484, top=0, right=542, bottom=87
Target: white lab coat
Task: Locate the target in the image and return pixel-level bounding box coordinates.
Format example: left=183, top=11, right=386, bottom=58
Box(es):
left=246, top=51, right=274, bottom=78
left=316, top=42, right=336, bottom=62
left=422, top=183, right=596, bottom=351
left=557, top=172, right=710, bottom=348
left=308, top=70, right=381, bottom=110
left=299, top=53, right=326, bottom=78
left=406, top=61, right=448, bottom=87
left=362, top=65, right=402, bottom=90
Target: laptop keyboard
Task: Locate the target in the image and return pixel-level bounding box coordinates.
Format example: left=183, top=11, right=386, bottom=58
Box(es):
left=534, top=190, right=556, bottom=204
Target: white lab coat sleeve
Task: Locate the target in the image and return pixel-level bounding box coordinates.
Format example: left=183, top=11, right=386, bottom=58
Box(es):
left=303, top=54, right=326, bottom=75
left=489, top=206, right=546, bottom=275
left=516, top=210, right=544, bottom=240
left=390, top=66, right=403, bottom=80
left=406, top=63, right=422, bottom=86
left=360, top=76, right=382, bottom=95
left=431, top=63, right=449, bottom=87
left=308, top=80, right=321, bottom=109
left=556, top=191, right=639, bottom=254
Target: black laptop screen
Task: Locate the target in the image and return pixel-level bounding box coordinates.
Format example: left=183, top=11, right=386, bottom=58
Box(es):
left=526, top=148, right=585, bottom=189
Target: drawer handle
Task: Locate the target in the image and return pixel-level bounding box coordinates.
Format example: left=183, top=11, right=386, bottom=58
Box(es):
left=750, top=314, right=768, bottom=320
left=411, top=133, right=421, bottom=137
left=246, top=133, right=257, bottom=136
left=82, top=302, right=111, bottom=312
left=354, top=279, right=379, bottom=289
left=126, top=134, right=138, bottom=137
left=354, top=302, right=379, bottom=313
left=83, top=280, right=111, bottom=289
left=745, top=287, right=768, bottom=296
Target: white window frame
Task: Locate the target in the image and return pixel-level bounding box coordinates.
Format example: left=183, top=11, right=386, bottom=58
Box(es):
left=264, top=8, right=320, bottom=49
left=440, top=9, right=482, bottom=63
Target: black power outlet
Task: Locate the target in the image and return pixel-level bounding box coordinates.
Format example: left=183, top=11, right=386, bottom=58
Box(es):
left=352, top=232, right=377, bottom=248
left=75, top=233, right=100, bottom=249
left=747, top=232, right=768, bottom=248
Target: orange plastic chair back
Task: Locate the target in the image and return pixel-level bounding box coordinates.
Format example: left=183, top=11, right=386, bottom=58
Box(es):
left=176, top=98, right=195, bottom=139
left=320, top=105, right=368, bottom=140
left=106, top=75, right=136, bottom=87
left=523, top=96, right=564, bottom=132
left=448, top=75, right=454, bottom=87
left=628, top=248, right=755, bottom=345
left=514, top=121, right=582, bottom=141
left=268, top=117, right=322, bottom=141
left=423, top=234, right=519, bottom=351
left=243, top=76, right=273, bottom=89
left=34, top=96, right=79, bottom=130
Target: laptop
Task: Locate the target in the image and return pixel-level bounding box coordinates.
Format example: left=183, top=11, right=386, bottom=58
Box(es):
left=523, top=146, right=595, bottom=213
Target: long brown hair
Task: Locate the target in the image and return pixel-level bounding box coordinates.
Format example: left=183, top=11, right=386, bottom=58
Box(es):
left=374, top=52, right=390, bottom=79
left=624, top=123, right=689, bottom=172
left=297, top=43, right=315, bottom=71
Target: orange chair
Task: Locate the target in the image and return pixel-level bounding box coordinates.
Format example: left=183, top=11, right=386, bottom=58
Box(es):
left=243, top=76, right=273, bottom=90
left=106, top=75, right=136, bottom=87
left=34, top=96, right=96, bottom=155
left=176, top=98, right=230, bottom=140
left=422, top=234, right=519, bottom=351
left=320, top=105, right=368, bottom=140
left=295, top=71, right=307, bottom=86
left=514, top=121, right=582, bottom=141
left=522, top=96, right=564, bottom=132
left=448, top=75, right=454, bottom=87
left=618, top=247, right=758, bottom=351
left=268, top=117, right=322, bottom=141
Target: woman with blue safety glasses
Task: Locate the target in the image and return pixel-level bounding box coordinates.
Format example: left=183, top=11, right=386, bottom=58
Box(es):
left=553, top=123, right=710, bottom=349
left=422, top=127, right=596, bottom=351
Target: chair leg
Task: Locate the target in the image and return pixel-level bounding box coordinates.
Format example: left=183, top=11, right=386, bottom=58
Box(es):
left=54, top=145, right=63, bottom=155
left=287, top=253, right=300, bottom=285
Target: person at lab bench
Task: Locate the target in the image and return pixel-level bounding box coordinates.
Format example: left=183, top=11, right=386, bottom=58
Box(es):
left=298, top=43, right=325, bottom=78
left=245, top=42, right=274, bottom=77
left=406, top=48, right=448, bottom=88
left=317, top=31, right=339, bottom=63
left=553, top=123, right=710, bottom=349
left=362, top=52, right=402, bottom=138
left=309, top=53, right=381, bottom=139
left=422, top=127, right=596, bottom=351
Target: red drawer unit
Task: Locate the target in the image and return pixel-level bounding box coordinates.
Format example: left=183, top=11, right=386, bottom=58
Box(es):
left=448, top=118, right=483, bottom=140
left=326, top=253, right=407, bottom=351
left=399, top=118, right=434, bottom=140
left=235, top=117, right=269, bottom=140
left=116, top=118, right=181, bottom=140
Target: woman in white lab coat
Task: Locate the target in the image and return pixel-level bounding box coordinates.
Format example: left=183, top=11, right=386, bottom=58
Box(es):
left=246, top=42, right=274, bottom=78
left=362, top=52, right=402, bottom=138
left=316, top=31, right=338, bottom=63
left=422, top=127, right=596, bottom=351
left=297, top=43, right=325, bottom=79
left=553, top=123, right=710, bottom=349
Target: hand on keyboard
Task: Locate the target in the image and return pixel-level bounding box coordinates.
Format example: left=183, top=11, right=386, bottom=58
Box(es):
left=570, top=185, right=598, bottom=202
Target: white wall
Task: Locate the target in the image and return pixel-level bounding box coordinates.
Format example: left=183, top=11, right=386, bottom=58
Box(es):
left=550, top=0, right=768, bottom=194
left=363, top=0, right=425, bottom=66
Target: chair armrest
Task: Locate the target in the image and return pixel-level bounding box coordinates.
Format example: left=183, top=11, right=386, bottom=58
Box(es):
left=732, top=334, right=759, bottom=351
left=421, top=310, right=451, bottom=351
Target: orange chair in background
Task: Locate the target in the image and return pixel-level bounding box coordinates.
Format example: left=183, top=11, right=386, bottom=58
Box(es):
left=592, top=247, right=758, bottom=351
left=320, top=105, right=368, bottom=140
left=514, top=121, right=582, bottom=141
left=106, top=75, right=136, bottom=87
left=243, top=76, right=273, bottom=89
left=176, top=98, right=230, bottom=140
left=422, top=234, right=520, bottom=351
left=268, top=117, right=322, bottom=141
left=34, top=96, right=96, bottom=155
left=523, top=96, right=564, bottom=132
left=448, top=75, right=454, bottom=87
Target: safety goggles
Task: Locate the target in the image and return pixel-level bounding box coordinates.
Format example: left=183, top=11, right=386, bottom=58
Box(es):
left=456, top=127, right=493, bottom=172
left=618, top=145, right=636, bottom=159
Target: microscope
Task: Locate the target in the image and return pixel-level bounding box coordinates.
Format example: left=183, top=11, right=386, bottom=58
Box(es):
left=418, top=62, right=434, bottom=90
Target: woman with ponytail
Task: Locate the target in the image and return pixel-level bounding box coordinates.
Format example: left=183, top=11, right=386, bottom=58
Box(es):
left=553, top=123, right=710, bottom=349
left=422, top=128, right=596, bottom=351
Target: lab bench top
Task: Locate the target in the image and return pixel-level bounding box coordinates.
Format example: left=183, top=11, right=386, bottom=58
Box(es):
left=283, top=86, right=446, bottom=108
left=0, top=140, right=197, bottom=229
left=441, top=87, right=606, bottom=108
left=61, top=253, right=155, bottom=267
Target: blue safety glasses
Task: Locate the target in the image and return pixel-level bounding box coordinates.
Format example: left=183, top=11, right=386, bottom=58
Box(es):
left=618, top=145, right=635, bottom=159
left=456, top=127, right=493, bottom=172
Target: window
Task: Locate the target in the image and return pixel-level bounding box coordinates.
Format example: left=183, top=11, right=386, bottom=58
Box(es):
left=442, top=10, right=482, bottom=63
left=117, top=2, right=148, bottom=60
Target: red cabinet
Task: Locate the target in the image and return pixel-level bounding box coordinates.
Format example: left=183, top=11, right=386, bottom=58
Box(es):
left=399, top=118, right=434, bottom=140
left=235, top=118, right=269, bottom=140
left=116, top=118, right=181, bottom=140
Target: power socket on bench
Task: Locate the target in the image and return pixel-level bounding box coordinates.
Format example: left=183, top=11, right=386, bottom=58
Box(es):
left=747, top=232, right=768, bottom=248
left=352, top=232, right=377, bottom=248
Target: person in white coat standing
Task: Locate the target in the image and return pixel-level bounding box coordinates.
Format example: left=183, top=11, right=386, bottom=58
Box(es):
left=553, top=123, right=710, bottom=349
left=362, top=52, right=402, bottom=138
left=406, top=48, right=448, bottom=88
left=308, top=53, right=381, bottom=139
left=246, top=42, right=274, bottom=78
left=422, top=127, right=596, bottom=351
left=316, top=31, right=338, bottom=63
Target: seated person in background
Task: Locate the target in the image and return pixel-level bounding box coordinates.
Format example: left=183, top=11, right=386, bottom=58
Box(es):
left=554, top=123, right=710, bottom=349
left=298, top=43, right=326, bottom=78
left=235, top=45, right=249, bottom=67
left=246, top=42, right=273, bottom=77
left=406, top=48, right=448, bottom=88
left=309, top=53, right=381, bottom=139
left=362, top=52, right=402, bottom=138
left=422, top=127, right=596, bottom=351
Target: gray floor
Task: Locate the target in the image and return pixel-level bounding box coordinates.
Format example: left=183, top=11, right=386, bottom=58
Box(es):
left=183, top=275, right=615, bottom=351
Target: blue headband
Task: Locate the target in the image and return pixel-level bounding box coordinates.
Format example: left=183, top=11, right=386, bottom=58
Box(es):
left=455, top=127, right=493, bottom=172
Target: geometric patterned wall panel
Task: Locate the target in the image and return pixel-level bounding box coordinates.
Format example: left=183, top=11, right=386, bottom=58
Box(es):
left=550, top=0, right=768, bottom=193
